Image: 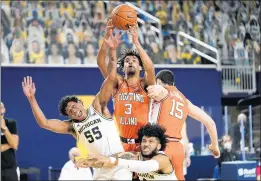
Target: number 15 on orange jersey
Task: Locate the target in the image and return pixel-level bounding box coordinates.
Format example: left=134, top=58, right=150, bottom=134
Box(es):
left=169, top=99, right=184, bottom=120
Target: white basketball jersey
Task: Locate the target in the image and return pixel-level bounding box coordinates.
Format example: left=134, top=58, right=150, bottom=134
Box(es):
left=137, top=152, right=177, bottom=180
left=72, top=106, right=124, bottom=156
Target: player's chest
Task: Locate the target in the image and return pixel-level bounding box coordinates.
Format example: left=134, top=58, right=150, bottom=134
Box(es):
left=114, top=91, right=149, bottom=103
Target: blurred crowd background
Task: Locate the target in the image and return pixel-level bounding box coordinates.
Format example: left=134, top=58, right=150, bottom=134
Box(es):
left=0, top=1, right=260, bottom=67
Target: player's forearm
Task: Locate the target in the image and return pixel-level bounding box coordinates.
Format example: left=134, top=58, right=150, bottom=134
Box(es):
left=27, top=96, right=48, bottom=128
left=97, top=42, right=109, bottom=78
left=1, top=144, right=11, bottom=152
left=205, top=119, right=219, bottom=146
left=189, top=103, right=219, bottom=146
left=107, top=49, right=117, bottom=82
left=134, top=42, right=155, bottom=84
left=3, top=130, right=18, bottom=150
left=115, top=158, right=159, bottom=173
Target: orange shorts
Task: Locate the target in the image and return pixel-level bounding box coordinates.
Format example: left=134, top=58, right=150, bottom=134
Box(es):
left=122, top=143, right=140, bottom=152
left=165, top=141, right=185, bottom=180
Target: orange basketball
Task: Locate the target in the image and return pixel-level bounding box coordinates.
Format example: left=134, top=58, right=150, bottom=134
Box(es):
left=111, top=4, right=137, bottom=30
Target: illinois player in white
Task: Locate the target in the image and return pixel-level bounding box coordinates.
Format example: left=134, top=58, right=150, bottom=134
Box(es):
left=21, top=34, right=132, bottom=180
left=72, top=124, right=177, bottom=180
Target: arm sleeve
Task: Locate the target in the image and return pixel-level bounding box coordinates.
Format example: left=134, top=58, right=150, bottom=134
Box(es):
left=7, top=119, right=18, bottom=135
left=117, top=159, right=159, bottom=173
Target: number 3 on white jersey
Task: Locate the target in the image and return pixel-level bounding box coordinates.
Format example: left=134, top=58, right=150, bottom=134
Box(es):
left=125, top=104, right=132, bottom=114
left=169, top=99, right=184, bottom=119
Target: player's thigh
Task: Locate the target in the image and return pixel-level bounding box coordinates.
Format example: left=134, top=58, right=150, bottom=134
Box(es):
left=112, top=167, right=132, bottom=180
left=165, top=142, right=185, bottom=167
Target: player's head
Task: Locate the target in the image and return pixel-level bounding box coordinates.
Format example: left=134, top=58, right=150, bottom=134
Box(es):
left=118, top=49, right=144, bottom=76
left=156, top=69, right=175, bottom=86
left=1, top=102, right=6, bottom=116
left=58, top=96, right=86, bottom=121
left=138, top=124, right=167, bottom=158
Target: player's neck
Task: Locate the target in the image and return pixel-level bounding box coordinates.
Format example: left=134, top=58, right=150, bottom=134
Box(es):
left=125, top=75, right=140, bottom=86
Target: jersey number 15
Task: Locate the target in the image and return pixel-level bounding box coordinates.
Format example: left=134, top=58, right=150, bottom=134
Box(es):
left=84, top=126, right=102, bottom=143
left=169, top=99, right=184, bottom=120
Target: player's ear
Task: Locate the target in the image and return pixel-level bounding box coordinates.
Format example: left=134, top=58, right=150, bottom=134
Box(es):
left=78, top=100, right=84, bottom=105
left=157, top=144, right=161, bottom=151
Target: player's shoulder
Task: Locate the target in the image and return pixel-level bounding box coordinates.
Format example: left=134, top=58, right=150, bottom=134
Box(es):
left=153, top=151, right=169, bottom=160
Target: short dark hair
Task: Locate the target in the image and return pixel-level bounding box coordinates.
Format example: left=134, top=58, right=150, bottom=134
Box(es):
left=58, top=96, right=80, bottom=116
left=156, top=69, right=174, bottom=85
left=138, top=124, right=168, bottom=151
left=118, top=49, right=144, bottom=72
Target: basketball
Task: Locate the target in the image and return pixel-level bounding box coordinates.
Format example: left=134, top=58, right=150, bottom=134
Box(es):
left=111, top=4, right=137, bottom=30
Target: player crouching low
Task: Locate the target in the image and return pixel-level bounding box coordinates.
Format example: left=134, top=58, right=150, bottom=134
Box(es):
left=70, top=124, right=178, bottom=180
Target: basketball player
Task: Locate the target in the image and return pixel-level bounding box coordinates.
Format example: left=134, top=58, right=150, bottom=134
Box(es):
left=147, top=69, right=220, bottom=180
left=71, top=124, right=177, bottom=180
left=21, top=37, right=132, bottom=180
left=97, top=21, right=155, bottom=152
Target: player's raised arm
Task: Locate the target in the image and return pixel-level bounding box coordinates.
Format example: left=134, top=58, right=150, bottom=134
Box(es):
left=129, top=24, right=155, bottom=86
left=22, top=76, right=74, bottom=135
left=94, top=29, right=121, bottom=106
left=97, top=20, right=122, bottom=82
left=187, top=99, right=220, bottom=158
left=97, top=19, right=113, bottom=78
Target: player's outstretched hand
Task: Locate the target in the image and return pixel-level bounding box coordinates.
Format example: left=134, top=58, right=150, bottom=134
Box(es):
left=104, top=28, right=123, bottom=50
left=85, top=154, right=115, bottom=169
left=129, top=24, right=139, bottom=45
left=105, top=19, right=115, bottom=39
left=75, top=158, right=90, bottom=168
left=208, top=144, right=220, bottom=158
left=22, top=76, right=36, bottom=98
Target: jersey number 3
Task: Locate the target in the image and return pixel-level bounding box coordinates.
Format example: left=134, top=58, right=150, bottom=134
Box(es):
left=169, top=99, right=184, bottom=120
left=84, top=126, right=102, bottom=143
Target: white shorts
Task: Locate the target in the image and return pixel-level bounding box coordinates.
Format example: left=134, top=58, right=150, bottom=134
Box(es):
left=93, top=166, right=132, bottom=180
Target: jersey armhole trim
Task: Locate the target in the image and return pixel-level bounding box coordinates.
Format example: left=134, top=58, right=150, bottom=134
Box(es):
left=90, top=105, right=114, bottom=121
left=139, top=78, right=149, bottom=96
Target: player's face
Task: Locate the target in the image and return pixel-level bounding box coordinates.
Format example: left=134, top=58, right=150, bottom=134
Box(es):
left=65, top=101, right=86, bottom=121
left=123, top=56, right=141, bottom=76
left=140, top=136, right=161, bottom=158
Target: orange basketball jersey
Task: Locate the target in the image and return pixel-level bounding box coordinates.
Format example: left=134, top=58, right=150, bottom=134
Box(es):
left=113, top=79, right=150, bottom=145
left=150, top=85, right=188, bottom=139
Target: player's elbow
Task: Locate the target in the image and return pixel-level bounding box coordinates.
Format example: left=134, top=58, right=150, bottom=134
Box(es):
left=10, top=144, right=18, bottom=150
left=204, top=117, right=216, bottom=129
left=38, top=119, right=48, bottom=129
left=10, top=140, right=19, bottom=150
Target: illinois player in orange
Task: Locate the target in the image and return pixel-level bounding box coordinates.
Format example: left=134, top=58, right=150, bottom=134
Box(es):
left=148, top=69, right=220, bottom=180
left=97, top=21, right=155, bottom=152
